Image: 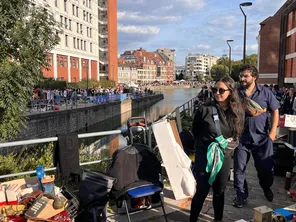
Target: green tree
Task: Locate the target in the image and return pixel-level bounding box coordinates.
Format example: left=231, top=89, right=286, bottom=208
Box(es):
left=246, top=54, right=258, bottom=67
left=231, top=60, right=243, bottom=82
left=211, top=64, right=229, bottom=81
left=0, top=0, right=59, bottom=141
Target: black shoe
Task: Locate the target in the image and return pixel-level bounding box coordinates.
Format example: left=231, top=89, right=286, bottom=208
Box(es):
left=264, top=189, right=274, bottom=202
left=232, top=196, right=246, bottom=208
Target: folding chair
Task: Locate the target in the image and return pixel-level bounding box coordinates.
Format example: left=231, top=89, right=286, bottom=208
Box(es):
left=121, top=184, right=168, bottom=222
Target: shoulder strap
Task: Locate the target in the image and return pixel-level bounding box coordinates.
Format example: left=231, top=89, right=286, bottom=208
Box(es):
left=212, top=106, right=222, bottom=136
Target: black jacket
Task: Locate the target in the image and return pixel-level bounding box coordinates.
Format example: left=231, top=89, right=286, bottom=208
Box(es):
left=107, top=143, right=162, bottom=198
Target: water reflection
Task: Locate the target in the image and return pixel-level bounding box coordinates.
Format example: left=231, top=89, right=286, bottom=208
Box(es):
left=80, top=88, right=200, bottom=159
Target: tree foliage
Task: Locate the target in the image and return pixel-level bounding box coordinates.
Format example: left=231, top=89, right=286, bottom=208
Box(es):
left=211, top=64, right=229, bottom=81
left=0, top=0, right=59, bottom=141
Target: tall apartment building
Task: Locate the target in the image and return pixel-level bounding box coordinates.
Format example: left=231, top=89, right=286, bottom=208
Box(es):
left=278, top=0, right=296, bottom=86
left=185, top=54, right=218, bottom=78
left=36, top=0, right=117, bottom=83
left=257, top=0, right=291, bottom=85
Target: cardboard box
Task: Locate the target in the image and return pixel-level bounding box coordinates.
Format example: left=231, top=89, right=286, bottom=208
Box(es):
left=279, top=115, right=296, bottom=128
left=254, top=206, right=273, bottom=222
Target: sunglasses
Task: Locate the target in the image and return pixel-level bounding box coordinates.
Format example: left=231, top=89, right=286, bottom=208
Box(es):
left=212, top=88, right=230, bottom=94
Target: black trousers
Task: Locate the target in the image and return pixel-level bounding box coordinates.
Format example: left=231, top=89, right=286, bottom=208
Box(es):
left=190, top=148, right=232, bottom=222
left=234, top=135, right=274, bottom=199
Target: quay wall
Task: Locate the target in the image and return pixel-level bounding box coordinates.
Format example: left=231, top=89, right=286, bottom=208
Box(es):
left=16, top=94, right=163, bottom=141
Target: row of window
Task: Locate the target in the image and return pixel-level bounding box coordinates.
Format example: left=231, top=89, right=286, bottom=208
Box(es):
left=72, top=37, right=93, bottom=52
left=47, top=54, right=92, bottom=69
left=83, top=10, right=92, bottom=23
left=59, top=15, right=92, bottom=38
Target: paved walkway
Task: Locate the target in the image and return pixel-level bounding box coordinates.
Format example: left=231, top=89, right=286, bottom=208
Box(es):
left=107, top=157, right=294, bottom=222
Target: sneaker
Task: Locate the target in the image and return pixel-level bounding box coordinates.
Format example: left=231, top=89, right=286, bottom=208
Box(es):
left=264, top=189, right=274, bottom=202
left=232, top=196, right=246, bottom=208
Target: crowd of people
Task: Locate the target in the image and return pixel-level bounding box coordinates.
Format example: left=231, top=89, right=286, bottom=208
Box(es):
left=189, top=64, right=295, bottom=222
left=30, top=85, right=155, bottom=111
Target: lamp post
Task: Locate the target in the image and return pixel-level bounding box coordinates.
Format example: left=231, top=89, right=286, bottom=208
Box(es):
left=226, top=40, right=234, bottom=76
left=240, top=2, right=252, bottom=64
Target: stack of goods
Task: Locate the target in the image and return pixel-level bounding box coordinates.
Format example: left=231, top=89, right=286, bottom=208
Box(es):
left=0, top=166, right=78, bottom=222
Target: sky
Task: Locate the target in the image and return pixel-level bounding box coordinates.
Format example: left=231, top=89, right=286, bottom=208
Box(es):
left=117, top=0, right=287, bottom=65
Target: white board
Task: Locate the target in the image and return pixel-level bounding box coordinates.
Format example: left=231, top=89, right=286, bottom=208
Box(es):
left=152, top=119, right=196, bottom=200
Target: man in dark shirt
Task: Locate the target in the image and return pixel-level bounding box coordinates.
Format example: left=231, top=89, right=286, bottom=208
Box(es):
left=233, top=65, right=280, bottom=208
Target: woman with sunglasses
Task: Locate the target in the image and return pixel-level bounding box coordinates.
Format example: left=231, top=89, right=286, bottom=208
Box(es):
left=190, top=76, right=245, bottom=222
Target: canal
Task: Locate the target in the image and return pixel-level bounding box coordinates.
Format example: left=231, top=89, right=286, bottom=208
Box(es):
left=80, top=88, right=200, bottom=158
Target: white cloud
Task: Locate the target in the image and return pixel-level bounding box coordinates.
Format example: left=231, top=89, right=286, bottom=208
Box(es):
left=247, top=44, right=258, bottom=51
left=118, top=11, right=181, bottom=24
left=118, top=25, right=160, bottom=35
left=182, top=44, right=211, bottom=52
left=152, top=5, right=174, bottom=13
left=208, top=16, right=237, bottom=28
left=251, top=0, right=286, bottom=14
left=176, top=0, right=206, bottom=11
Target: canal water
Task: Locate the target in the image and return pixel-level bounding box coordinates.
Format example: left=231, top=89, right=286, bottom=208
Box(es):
left=80, top=88, right=200, bottom=159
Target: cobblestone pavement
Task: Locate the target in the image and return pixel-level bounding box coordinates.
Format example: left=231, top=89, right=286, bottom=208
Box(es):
left=108, top=157, right=295, bottom=222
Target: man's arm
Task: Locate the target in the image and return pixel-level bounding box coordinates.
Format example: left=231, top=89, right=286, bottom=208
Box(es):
left=269, top=109, right=279, bottom=141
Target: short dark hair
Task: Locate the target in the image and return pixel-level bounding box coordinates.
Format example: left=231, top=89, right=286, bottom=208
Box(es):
left=239, top=64, right=259, bottom=80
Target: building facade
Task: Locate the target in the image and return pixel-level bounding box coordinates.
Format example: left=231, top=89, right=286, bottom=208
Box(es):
left=37, top=0, right=117, bottom=83
left=279, top=0, right=296, bottom=86
left=257, top=1, right=291, bottom=84
left=120, top=48, right=175, bottom=84
left=185, top=54, right=217, bottom=79
left=117, top=59, right=138, bottom=84
left=175, top=66, right=186, bottom=77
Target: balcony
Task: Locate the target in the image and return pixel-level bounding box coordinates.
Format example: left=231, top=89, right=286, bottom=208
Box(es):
left=98, top=18, right=107, bottom=25
left=99, top=46, right=108, bottom=52
left=99, top=59, right=108, bottom=65
left=99, top=0, right=107, bottom=8
left=99, top=32, right=108, bottom=38
left=98, top=5, right=107, bottom=11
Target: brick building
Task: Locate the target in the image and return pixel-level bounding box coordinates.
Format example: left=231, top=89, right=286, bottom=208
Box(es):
left=38, top=0, right=117, bottom=83
left=120, top=48, right=175, bottom=84
left=279, top=0, right=296, bottom=86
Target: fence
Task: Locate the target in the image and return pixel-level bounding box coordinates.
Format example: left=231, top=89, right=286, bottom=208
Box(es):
left=165, top=96, right=199, bottom=133
left=1, top=96, right=198, bottom=180
left=28, top=92, right=160, bottom=113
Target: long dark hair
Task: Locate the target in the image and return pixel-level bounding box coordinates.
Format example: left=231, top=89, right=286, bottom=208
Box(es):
left=216, top=76, right=245, bottom=139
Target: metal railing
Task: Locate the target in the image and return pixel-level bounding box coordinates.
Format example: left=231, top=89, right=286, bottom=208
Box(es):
left=164, top=96, right=199, bottom=133
left=1, top=95, right=196, bottom=180
left=0, top=130, right=123, bottom=179
left=28, top=92, right=161, bottom=113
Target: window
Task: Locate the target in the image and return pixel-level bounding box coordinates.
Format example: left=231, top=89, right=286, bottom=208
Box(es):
left=69, top=19, right=71, bottom=30
left=73, top=37, right=76, bottom=48
left=60, top=15, right=63, bottom=25
left=65, top=35, right=68, bottom=46
left=89, top=14, right=92, bottom=23
left=84, top=41, right=87, bottom=51
left=76, top=22, right=79, bottom=33
left=86, top=12, right=89, bottom=22
left=77, top=39, right=80, bottom=49
left=80, top=24, right=83, bottom=34
left=76, top=6, right=79, bottom=17
left=90, top=28, right=92, bottom=38
left=90, top=43, right=92, bottom=52
left=86, top=0, right=88, bottom=7
left=64, top=0, right=67, bottom=11
left=64, top=17, right=68, bottom=28
left=87, top=27, right=89, bottom=37
left=89, top=0, right=91, bottom=9
left=72, top=4, right=75, bottom=15
left=81, top=40, right=83, bottom=50
left=83, top=10, right=86, bottom=20
left=55, top=0, right=58, bottom=7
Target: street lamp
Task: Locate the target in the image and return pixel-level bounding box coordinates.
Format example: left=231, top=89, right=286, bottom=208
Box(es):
left=226, top=40, right=234, bottom=76
left=240, top=2, right=252, bottom=64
